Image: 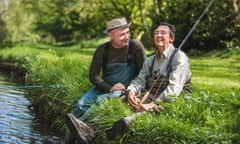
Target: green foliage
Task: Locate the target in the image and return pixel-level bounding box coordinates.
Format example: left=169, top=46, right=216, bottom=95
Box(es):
left=1, top=0, right=239, bottom=52
left=1, top=1, right=38, bottom=43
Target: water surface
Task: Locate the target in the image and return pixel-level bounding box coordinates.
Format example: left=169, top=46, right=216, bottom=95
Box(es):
left=0, top=72, right=62, bottom=144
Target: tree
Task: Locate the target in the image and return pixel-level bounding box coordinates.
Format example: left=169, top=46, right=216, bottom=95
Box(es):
left=0, top=18, right=7, bottom=43
left=1, top=0, right=239, bottom=51
left=0, top=0, right=8, bottom=43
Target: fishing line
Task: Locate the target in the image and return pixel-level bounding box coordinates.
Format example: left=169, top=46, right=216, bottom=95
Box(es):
left=7, top=84, right=66, bottom=89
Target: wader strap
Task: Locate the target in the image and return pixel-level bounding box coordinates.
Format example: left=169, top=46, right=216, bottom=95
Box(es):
left=149, top=55, right=156, bottom=77
left=147, top=48, right=192, bottom=96
left=166, top=48, right=178, bottom=76
left=149, top=48, right=178, bottom=76
left=127, top=40, right=133, bottom=66
left=103, top=42, right=110, bottom=70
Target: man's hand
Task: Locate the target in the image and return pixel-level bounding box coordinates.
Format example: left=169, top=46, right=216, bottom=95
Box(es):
left=136, top=102, right=164, bottom=112
left=127, top=90, right=140, bottom=109
left=110, top=83, right=126, bottom=92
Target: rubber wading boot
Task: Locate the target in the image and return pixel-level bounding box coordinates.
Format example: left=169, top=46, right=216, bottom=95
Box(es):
left=106, top=118, right=130, bottom=140
left=65, top=113, right=95, bottom=144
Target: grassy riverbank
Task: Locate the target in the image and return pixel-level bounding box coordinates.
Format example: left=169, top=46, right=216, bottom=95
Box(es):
left=0, top=42, right=239, bottom=143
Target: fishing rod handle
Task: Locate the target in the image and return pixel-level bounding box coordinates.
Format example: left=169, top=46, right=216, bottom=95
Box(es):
left=139, top=71, right=162, bottom=104
left=140, top=91, right=150, bottom=104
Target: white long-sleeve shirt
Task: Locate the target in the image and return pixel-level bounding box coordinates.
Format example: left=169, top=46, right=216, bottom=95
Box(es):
left=127, top=44, right=191, bottom=101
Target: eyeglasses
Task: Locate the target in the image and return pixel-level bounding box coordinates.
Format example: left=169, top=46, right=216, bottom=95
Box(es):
left=153, top=31, right=168, bottom=36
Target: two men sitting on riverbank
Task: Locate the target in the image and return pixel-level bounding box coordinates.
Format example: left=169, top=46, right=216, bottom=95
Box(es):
left=64, top=18, right=192, bottom=144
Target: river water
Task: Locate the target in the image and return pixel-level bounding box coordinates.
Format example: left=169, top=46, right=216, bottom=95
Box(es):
left=0, top=72, right=63, bottom=144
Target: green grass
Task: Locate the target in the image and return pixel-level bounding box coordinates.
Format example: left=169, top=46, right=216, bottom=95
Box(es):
left=0, top=42, right=239, bottom=143
left=89, top=48, right=240, bottom=143
left=0, top=43, right=95, bottom=131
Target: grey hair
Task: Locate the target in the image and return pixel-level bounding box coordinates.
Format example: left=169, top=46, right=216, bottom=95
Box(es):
left=154, top=22, right=176, bottom=37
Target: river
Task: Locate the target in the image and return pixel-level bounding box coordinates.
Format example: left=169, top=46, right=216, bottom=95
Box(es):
left=0, top=72, right=63, bottom=144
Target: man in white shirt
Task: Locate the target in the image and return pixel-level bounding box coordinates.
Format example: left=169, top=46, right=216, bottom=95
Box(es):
left=127, top=22, right=192, bottom=111
left=106, top=22, right=192, bottom=140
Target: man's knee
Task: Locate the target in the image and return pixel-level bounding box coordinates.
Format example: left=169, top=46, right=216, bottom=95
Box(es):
left=119, top=95, right=127, bottom=103
left=72, top=104, right=85, bottom=118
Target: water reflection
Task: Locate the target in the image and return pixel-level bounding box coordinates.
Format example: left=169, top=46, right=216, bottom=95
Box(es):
left=0, top=72, right=62, bottom=144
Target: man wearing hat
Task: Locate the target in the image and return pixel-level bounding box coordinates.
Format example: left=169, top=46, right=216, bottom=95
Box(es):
left=64, top=17, right=146, bottom=144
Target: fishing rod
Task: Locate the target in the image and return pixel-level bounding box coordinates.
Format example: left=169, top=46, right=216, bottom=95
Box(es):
left=7, top=84, right=66, bottom=89
left=178, top=0, right=214, bottom=50
left=139, top=0, right=214, bottom=105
